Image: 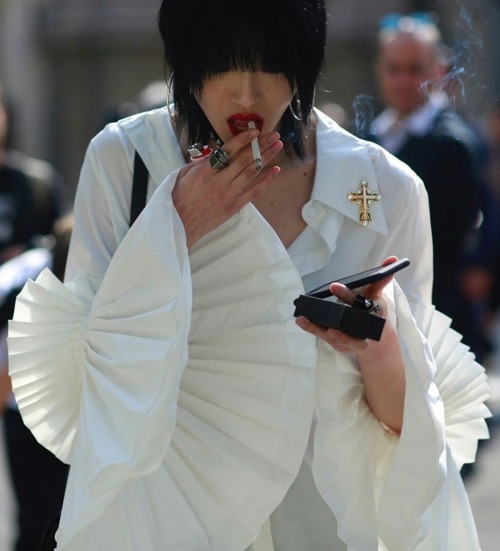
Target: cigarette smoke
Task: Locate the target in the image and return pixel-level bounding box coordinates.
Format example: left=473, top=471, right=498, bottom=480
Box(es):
left=351, top=94, right=374, bottom=138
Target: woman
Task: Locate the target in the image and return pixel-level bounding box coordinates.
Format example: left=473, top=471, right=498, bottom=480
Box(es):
left=7, top=1, right=489, bottom=550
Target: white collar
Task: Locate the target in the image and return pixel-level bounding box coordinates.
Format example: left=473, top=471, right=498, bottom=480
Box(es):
left=312, top=108, right=388, bottom=236
left=372, top=91, right=449, bottom=139
left=120, top=106, right=389, bottom=243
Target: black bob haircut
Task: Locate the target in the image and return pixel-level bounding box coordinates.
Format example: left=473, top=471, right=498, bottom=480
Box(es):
left=158, top=0, right=327, bottom=158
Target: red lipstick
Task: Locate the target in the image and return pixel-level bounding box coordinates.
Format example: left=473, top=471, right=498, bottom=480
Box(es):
left=227, top=114, right=263, bottom=136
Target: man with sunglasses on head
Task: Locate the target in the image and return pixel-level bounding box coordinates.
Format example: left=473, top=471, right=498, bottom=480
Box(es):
left=366, top=13, right=488, bottom=361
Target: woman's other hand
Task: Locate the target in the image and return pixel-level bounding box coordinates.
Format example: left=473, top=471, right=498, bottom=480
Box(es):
left=296, top=256, right=406, bottom=433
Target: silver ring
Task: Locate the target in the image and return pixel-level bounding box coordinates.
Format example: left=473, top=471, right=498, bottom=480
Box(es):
left=188, top=143, right=204, bottom=159
left=353, top=294, right=382, bottom=314
left=188, top=143, right=212, bottom=161
left=210, top=147, right=231, bottom=170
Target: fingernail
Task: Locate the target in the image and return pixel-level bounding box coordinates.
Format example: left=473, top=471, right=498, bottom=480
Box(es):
left=264, top=132, right=281, bottom=144
left=296, top=316, right=309, bottom=329
left=270, top=141, right=283, bottom=153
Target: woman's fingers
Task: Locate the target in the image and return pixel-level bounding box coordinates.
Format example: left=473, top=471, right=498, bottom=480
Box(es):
left=364, top=256, right=398, bottom=296
left=190, top=129, right=281, bottom=176
left=173, top=129, right=284, bottom=248
left=234, top=165, right=281, bottom=206
left=329, top=256, right=400, bottom=302
left=222, top=131, right=283, bottom=183
left=217, top=128, right=261, bottom=158
left=295, top=316, right=368, bottom=353
left=329, top=282, right=356, bottom=305
left=235, top=139, right=284, bottom=193
left=297, top=256, right=402, bottom=349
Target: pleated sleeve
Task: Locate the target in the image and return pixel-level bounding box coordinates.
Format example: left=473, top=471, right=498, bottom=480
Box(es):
left=313, top=281, right=489, bottom=551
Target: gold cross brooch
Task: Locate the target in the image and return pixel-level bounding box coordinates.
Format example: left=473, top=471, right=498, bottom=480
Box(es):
left=347, top=179, right=381, bottom=226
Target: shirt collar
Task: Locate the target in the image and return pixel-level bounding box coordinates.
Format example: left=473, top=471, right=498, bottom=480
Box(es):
left=311, top=108, right=388, bottom=236
left=372, top=91, right=449, bottom=139
left=122, top=106, right=389, bottom=245
left=121, top=107, right=185, bottom=188
left=405, top=91, right=448, bottom=136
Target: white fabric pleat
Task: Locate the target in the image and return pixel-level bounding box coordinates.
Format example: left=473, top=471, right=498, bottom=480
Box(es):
left=8, top=185, right=318, bottom=550
left=410, top=302, right=491, bottom=468
left=313, top=284, right=488, bottom=551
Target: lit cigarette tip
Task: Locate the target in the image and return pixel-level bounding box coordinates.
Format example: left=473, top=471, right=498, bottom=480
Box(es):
left=248, top=121, right=262, bottom=171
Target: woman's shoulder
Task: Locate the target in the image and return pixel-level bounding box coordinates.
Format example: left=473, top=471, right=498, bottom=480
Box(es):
left=88, top=107, right=172, bottom=160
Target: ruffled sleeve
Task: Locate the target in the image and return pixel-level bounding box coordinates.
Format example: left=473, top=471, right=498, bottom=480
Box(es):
left=410, top=302, right=491, bottom=467
left=8, top=179, right=193, bottom=526
left=9, top=182, right=319, bottom=550
left=313, top=282, right=489, bottom=551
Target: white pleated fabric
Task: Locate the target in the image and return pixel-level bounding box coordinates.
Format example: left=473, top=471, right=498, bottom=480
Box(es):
left=410, top=301, right=489, bottom=551
left=312, top=283, right=489, bottom=551
left=7, top=107, right=491, bottom=551
left=8, top=179, right=318, bottom=550
left=411, top=302, right=491, bottom=468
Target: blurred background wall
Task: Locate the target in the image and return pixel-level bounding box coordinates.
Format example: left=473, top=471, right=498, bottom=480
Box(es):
left=0, top=0, right=499, bottom=195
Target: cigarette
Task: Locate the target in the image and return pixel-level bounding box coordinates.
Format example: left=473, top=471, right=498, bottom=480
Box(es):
left=248, top=121, right=262, bottom=170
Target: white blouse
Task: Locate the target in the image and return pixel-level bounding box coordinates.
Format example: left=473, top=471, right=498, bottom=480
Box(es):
left=8, top=108, right=489, bottom=550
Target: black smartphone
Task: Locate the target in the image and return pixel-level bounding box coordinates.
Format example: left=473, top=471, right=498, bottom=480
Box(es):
left=308, top=258, right=410, bottom=299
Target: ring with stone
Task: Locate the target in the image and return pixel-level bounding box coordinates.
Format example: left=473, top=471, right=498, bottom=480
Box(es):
left=188, top=143, right=211, bottom=160
left=353, top=294, right=382, bottom=314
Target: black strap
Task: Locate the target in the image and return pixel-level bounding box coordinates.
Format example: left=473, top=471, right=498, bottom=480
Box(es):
left=37, top=511, right=61, bottom=551
left=129, top=151, right=149, bottom=226
left=34, top=153, right=148, bottom=550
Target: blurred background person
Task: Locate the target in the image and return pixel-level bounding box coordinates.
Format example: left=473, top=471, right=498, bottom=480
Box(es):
left=484, top=99, right=500, bottom=319
left=0, top=214, right=72, bottom=551
left=361, top=13, right=490, bottom=362
left=98, top=79, right=169, bottom=130
left=0, top=79, right=70, bottom=550
left=0, top=82, right=69, bottom=265
left=437, top=45, right=500, bottom=365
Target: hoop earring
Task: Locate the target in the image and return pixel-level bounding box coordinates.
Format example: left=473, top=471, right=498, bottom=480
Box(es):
left=166, top=72, right=175, bottom=119
left=289, top=95, right=302, bottom=121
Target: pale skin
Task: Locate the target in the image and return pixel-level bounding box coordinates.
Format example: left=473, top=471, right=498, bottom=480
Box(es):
left=172, top=70, right=406, bottom=433
left=376, top=33, right=440, bottom=119
left=0, top=364, right=11, bottom=414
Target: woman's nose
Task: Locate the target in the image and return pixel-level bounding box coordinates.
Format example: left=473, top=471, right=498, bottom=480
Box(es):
left=231, top=73, right=259, bottom=109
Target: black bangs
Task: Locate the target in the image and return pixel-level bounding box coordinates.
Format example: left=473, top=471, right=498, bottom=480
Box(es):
left=158, top=0, right=326, bottom=158
left=193, top=4, right=297, bottom=89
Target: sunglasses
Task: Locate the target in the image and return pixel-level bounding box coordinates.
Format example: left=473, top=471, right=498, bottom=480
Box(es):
left=379, top=12, right=437, bottom=30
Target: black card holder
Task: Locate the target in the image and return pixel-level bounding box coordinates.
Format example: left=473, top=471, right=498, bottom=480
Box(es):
left=293, top=294, right=385, bottom=340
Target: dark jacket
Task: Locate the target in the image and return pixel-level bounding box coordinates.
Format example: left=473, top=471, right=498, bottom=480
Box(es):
left=365, top=109, right=482, bottom=319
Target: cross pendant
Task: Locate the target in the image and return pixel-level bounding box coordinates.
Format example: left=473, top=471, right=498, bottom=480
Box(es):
left=347, top=179, right=381, bottom=226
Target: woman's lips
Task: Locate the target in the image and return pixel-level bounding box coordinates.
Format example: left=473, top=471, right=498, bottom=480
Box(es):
left=227, top=114, right=263, bottom=136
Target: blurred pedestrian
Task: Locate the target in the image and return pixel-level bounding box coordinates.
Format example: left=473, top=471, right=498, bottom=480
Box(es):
left=0, top=80, right=70, bottom=550
left=0, top=82, right=69, bottom=265
left=483, top=100, right=500, bottom=321
left=364, top=13, right=486, bottom=358
left=0, top=214, right=72, bottom=551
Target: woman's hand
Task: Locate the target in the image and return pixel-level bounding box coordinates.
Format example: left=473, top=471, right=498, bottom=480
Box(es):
left=296, top=256, right=406, bottom=433
left=172, top=129, right=283, bottom=249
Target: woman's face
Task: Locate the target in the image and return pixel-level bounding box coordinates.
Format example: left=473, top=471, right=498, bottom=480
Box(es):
left=196, top=70, right=293, bottom=143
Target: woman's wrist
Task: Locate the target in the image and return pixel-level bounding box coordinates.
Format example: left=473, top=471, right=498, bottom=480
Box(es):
left=358, top=324, right=406, bottom=432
